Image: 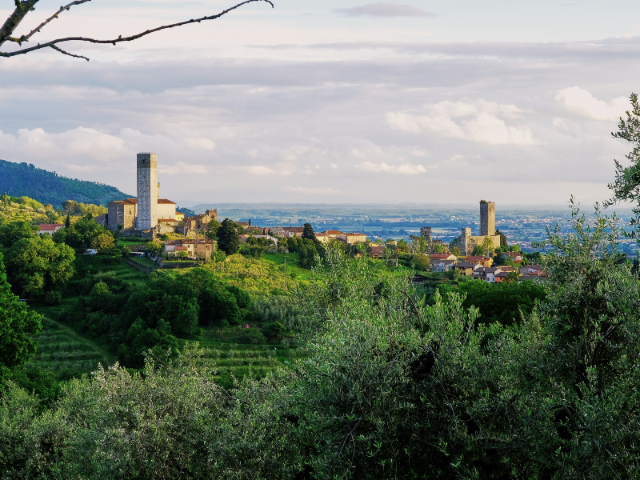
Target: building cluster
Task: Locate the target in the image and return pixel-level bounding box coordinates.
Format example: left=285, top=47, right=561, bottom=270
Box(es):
left=420, top=200, right=502, bottom=255
left=430, top=252, right=546, bottom=282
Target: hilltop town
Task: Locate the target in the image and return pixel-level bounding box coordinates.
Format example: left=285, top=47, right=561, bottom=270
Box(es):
left=48, top=152, right=543, bottom=281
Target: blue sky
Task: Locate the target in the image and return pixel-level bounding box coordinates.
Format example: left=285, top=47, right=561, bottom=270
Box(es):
left=2, top=0, right=640, bottom=205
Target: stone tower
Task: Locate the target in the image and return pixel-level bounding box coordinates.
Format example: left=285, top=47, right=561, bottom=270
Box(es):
left=137, top=153, right=158, bottom=229
left=480, top=200, right=495, bottom=236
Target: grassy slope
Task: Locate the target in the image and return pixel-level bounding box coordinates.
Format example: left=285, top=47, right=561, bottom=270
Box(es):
left=28, top=318, right=113, bottom=379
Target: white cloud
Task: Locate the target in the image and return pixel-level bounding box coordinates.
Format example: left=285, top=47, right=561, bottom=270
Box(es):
left=334, top=3, right=435, bottom=18
left=556, top=87, right=628, bottom=121
left=281, top=186, right=340, bottom=194
left=184, top=137, right=215, bottom=151
left=159, top=161, right=208, bottom=174
left=386, top=100, right=537, bottom=145
left=330, top=163, right=339, bottom=169
left=357, top=161, right=427, bottom=174
left=237, top=165, right=294, bottom=176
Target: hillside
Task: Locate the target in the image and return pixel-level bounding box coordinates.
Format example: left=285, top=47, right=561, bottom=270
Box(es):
left=0, top=159, right=131, bottom=207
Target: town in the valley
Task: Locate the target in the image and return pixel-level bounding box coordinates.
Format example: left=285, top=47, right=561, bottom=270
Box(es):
left=39, top=153, right=547, bottom=282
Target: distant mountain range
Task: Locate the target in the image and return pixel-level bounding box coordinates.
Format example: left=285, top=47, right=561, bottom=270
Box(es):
left=0, top=159, right=132, bottom=207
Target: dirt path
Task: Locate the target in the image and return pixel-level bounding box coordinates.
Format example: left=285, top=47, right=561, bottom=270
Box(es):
left=44, top=317, right=114, bottom=367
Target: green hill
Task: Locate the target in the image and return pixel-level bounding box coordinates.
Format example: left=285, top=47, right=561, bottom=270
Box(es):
left=0, top=159, right=132, bottom=207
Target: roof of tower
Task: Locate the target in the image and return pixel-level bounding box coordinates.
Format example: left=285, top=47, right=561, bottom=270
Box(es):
left=158, top=199, right=176, bottom=204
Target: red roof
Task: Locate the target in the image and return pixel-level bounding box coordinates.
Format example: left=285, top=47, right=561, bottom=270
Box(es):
left=39, top=224, right=63, bottom=231
left=431, top=253, right=453, bottom=259
left=158, top=199, right=176, bottom=205
left=175, top=246, right=188, bottom=251
left=465, top=256, right=490, bottom=262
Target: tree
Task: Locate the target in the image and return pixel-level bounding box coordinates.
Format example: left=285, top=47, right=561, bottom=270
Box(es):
left=91, top=232, right=114, bottom=253
left=302, top=223, right=317, bottom=243
left=4, top=234, right=75, bottom=299
left=495, top=228, right=508, bottom=248
left=0, top=0, right=274, bottom=61
left=451, top=245, right=461, bottom=256
left=64, top=214, right=71, bottom=228
left=217, top=218, right=240, bottom=255
left=604, top=92, right=640, bottom=238
left=0, top=221, right=35, bottom=248
left=206, top=219, right=221, bottom=241
left=411, top=253, right=430, bottom=271
left=0, top=252, right=43, bottom=373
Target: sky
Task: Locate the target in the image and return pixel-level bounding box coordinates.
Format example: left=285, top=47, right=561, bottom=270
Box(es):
left=2, top=0, right=640, bottom=205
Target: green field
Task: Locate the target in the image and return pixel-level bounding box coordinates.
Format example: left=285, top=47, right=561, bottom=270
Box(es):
left=129, top=256, right=157, bottom=268
left=27, top=318, right=114, bottom=379
left=180, top=325, right=305, bottom=382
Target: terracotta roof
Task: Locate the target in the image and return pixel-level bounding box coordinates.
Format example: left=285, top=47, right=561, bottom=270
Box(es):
left=39, top=224, right=63, bottom=231
left=175, top=246, right=188, bottom=251
left=158, top=219, right=177, bottom=222
left=345, top=232, right=366, bottom=236
left=431, top=253, right=454, bottom=259
left=285, top=226, right=304, bottom=232
left=465, top=256, right=490, bottom=262
left=124, top=198, right=138, bottom=204
left=158, top=199, right=176, bottom=204
left=321, top=230, right=344, bottom=235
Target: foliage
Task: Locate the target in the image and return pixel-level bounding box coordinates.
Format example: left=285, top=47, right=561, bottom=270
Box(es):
left=495, top=228, right=508, bottom=248
left=0, top=252, right=43, bottom=372
left=302, top=223, right=317, bottom=242
left=206, top=219, right=221, bottom=240
left=410, top=252, right=430, bottom=271
left=53, top=214, right=111, bottom=250
left=0, top=220, right=36, bottom=248
left=91, top=232, right=115, bottom=253
left=436, top=279, right=546, bottom=326
left=218, top=218, right=240, bottom=255
left=3, top=234, right=75, bottom=299
left=0, top=159, right=131, bottom=207
left=61, top=200, right=107, bottom=217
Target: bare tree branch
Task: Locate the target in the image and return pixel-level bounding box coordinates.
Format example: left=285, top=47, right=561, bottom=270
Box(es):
left=50, top=43, right=88, bottom=61
left=0, top=0, right=39, bottom=48
left=0, top=0, right=274, bottom=59
left=20, top=0, right=93, bottom=45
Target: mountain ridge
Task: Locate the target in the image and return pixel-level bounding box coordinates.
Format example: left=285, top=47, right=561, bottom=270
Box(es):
left=0, top=159, right=132, bottom=207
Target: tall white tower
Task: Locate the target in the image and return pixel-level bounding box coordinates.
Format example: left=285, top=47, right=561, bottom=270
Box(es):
left=137, top=153, right=158, bottom=229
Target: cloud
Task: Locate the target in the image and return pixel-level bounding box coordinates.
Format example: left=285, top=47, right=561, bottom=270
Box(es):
left=357, top=161, right=427, bottom=174
left=556, top=87, right=628, bottom=121
left=334, top=2, right=435, bottom=18
left=184, top=137, right=215, bottom=151
left=159, top=161, right=208, bottom=174
left=386, top=100, right=537, bottom=145
left=281, top=186, right=340, bottom=194
left=237, top=165, right=293, bottom=175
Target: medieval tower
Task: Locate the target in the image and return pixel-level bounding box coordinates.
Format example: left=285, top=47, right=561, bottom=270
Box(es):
left=480, top=200, right=495, bottom=236
left=137, top=153, right=158, bottom=229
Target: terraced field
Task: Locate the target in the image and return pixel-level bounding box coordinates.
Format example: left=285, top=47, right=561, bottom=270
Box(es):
left=180, top=326, right=306, bottom=382
left=28, top=318, right=113, bottom=379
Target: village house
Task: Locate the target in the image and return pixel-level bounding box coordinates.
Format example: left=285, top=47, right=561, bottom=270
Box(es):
left=283, top=226, right=304, bottom=238
left=473, top=267, right=502, bottom=282
left=431, top=259, right=456, bottom=272
left=430, top=253, right=457, bottom=261
left=502, top=251, right=524, bottom=262
left=465, top=255, right=493, bottom=267
left=165, top=238, right=216, bottom=260
left=369, top=245, right=386, bottom=258
left=337, top=232, right=367, bottom=244
left=452, top=262, right=482, bottom=276
left=39, top=224, right=64, bottom=235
